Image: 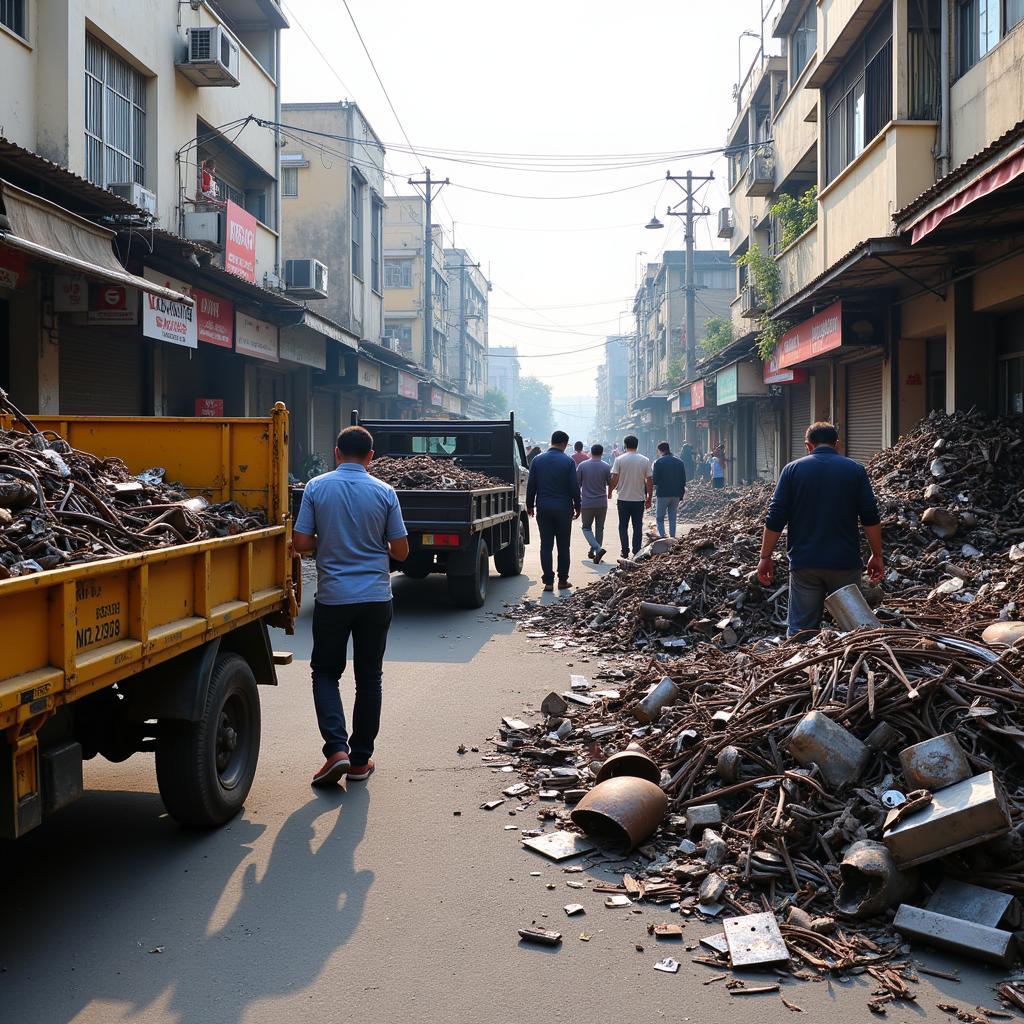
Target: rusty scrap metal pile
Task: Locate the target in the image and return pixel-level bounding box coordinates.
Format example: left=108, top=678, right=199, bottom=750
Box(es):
left=676, top=479, right=772, bottom=523
left=0, top=394, right=265, bottom=579
left=496, top=412, right=1024, bottom=1010
left=369, top=454, right=505, bottom=491
left=512, top=411, right=1024, bottom=653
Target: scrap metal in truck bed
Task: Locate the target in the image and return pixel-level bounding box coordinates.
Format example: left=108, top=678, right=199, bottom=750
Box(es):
left=354, top=414, right=529, bottom=608
left=0, top=404, right=298, bottom=839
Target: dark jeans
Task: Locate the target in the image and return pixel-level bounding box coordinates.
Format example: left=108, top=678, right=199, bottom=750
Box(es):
left=617, top=499, right=645, bottom=556
left=311, top=599, right=394, bottom=761
left=712, top=477, right=725, bottom=489
left=788, top=567, right=861, bottom=637
left=536, top=506, right=573, bottom=584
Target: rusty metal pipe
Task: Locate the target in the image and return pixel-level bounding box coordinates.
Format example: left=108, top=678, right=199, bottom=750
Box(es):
left=571, top=777, right=667, bottom=851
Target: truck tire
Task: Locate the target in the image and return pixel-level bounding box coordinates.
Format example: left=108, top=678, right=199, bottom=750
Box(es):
left=155, top=653, right=261, bottom=828
left=493, top=518, right=525, bottom=577
left=447, top=538, right=489, bottom=608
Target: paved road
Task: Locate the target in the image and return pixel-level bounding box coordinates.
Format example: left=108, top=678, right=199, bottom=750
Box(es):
left=0, top=508, right=1000, bottom=1023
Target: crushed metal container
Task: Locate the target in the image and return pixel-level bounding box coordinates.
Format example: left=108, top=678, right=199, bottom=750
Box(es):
left=787, top=711, right=870, bottom=790
left=823, top=583, right=881, bottom=631
left=571, top=776, right=668, bottom=852
left=899, top=733, right=971, bottom=791
left=633, top=677, right=679, bottom=724
left=893, top=904, right=1017, bottom=966
left=883, top=771, right=1011, bottom=868
left=594, top=748, right=661, bottom=786
left=836, top=840, right=918, bottom=918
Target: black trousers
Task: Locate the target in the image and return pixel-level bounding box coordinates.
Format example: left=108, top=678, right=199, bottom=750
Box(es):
left=536, top=506, right=572, bottom=584
left=617, top=500, right=645, bottom=555
left=310, top=599, right=393, bottom=762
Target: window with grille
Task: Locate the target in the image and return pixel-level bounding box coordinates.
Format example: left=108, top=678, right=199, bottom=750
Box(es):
left=371, top=194, right=383, bottom=293
left=384, top=259, right=413, bottom=288
left=282, top=166, right=298, bottom=197
left=351, top=168, right=365, bottom=280
left=85, top=34, right=147, bottom=190
left=1, top=0, right=26, bottom=38
left=824, top=5, right=892, bottom=183
left=384, top=322, right=413, bottom=354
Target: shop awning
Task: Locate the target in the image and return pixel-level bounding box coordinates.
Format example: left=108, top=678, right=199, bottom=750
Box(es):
left=0, top=180, right=191, bottom=305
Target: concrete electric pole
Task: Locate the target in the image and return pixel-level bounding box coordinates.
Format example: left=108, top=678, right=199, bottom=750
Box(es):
left=408, top=168, right=449, bottom=374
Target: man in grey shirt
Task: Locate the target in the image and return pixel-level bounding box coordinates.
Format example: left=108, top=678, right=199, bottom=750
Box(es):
left=294, top=425, right=410, bottom=788
left=577, top=443, right=611, bottom=563
left=609, top=434, right=653, bottom=557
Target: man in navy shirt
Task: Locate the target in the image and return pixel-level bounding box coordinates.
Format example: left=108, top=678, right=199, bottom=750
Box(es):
left=294, top=426, right=410, bottom=787
left=651, top=441, right=687, bottom=538
left=526, top=430, right=581, bottom=591
left=757, top=421, right=883, bottom=637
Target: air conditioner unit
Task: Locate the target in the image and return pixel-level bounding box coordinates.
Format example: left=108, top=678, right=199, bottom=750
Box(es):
left=717, top=207, right=734, bottom=239
left=285, top=258, right=329, bottom=299
left=740, top=283, right=765, bottom=318
left=177, top=25, right=240, bottom=87
left=183, top=210, right=223, bottom=247
left=109, top=182, right=158, bottom=217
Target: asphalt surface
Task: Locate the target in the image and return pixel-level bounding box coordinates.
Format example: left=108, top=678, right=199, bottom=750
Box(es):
left=0, top=507, right=1004, bottom=1023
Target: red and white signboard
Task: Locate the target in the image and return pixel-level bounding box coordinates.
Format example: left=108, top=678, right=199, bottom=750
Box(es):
left=235, top=311, right=278, bottom=362
left=54, top=274, right=88, bottom=311
left=690, top=380, right=705, bottom=410
left=142, top=268, right=196, bottom=348
left=195, top=288, right=233, bottom=348
left=225, top=200, right=257, bottom=283
left=763, top=346, right=809, bottom=385
left=195, top=398, right=224, bottom=417
left=775, top=300, right=842, bottom=371
left=430, top=387, right=443, bottom=407
left=0, top=247, right=27, bottom=289
left=398, top=370, right=419, bottom=400
left=87, top=284, right=138, bottom=324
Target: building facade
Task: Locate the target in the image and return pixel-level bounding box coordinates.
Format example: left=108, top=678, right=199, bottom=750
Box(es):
left=716, top=0, right=1024, bottom=481
left=594, top=334, right=630, bottom=444
left=488, top=345, right=520, bottom=411
left=444, top=247, right=490, bottom=417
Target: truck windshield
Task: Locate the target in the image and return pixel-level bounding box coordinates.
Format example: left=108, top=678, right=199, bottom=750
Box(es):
left=412, top=435, right=458, bottom=455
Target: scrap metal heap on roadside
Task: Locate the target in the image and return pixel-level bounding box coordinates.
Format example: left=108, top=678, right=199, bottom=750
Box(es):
left=368, top=454, right=506, bottom=491
left=0, top=392, right=265, bottom=579
left=496, top=411, right=1024, bottom=1013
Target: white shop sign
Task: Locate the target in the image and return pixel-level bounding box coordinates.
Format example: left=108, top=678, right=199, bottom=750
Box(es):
left=142, top=268, right=196, bottom=348
left=235, top=312, right=279, bottom=362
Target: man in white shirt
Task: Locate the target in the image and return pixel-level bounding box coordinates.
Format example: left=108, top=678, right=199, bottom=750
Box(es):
left=609, top=435, right=653, bottom=558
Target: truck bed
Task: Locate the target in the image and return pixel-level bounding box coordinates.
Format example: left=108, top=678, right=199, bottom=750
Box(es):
left=0, top=406, right=295, bottom=734
left=395, top=485, right=516, bottom=534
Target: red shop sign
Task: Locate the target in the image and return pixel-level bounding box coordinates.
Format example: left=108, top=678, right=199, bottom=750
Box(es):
left=225, top=200, right=257, bottom=283
left=195, top=398, right=224, bottom=417
left=195, top=288, right=233, bottom=348
left=763, top=346, right=809, bottom=384
left=690, top=379, right=705, bottom=410
left=398, top=371, right=419, bottom=400
left=0, top=246, right=28, bottom=289
left=776, top=300, right=843, bottom=371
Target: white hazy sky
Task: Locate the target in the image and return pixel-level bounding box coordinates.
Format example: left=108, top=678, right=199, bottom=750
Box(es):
left=280, top=0, right=767, bottom=400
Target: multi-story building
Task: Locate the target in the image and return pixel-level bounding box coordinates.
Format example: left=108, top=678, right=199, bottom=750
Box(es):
left=629, top=250, right=733, bottom=453
left=721, top=0, right=1024, bottom=475
left=444, top=248, right=490, bottom=417
left=594, top=334, right=631, bottom=444
left=382, top=195, right=462, bottom=416
left=0, top=1, right=371, bottom=473
left=488, top=345, right=520, bottom=411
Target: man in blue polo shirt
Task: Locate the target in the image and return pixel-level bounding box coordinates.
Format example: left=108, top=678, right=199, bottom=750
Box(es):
left=526, top=429, right=581, bottom=592
left=757, top=421, right=883, bottom=637
left=293, top=425, right=410, bottom=787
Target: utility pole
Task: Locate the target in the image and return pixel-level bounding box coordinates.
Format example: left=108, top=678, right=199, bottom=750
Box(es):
left=408, top=169, right=449, bottom=375
left=663, top=170, right=714, bottom=384
left=447, top=257, right=481, bottom=399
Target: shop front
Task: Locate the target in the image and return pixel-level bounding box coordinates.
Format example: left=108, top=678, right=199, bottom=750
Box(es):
left=714, top=359, right=772, bottom=483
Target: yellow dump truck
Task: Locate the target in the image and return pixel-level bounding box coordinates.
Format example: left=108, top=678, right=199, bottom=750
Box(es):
left=0, top=404, right=297, bottom=839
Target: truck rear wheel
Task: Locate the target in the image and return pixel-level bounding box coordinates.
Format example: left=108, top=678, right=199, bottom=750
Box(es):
left=493, top=519, right=525, bottom=577
left=447, top=538, right=489, bottom=608
left=155, top=653, right=261, bottom=828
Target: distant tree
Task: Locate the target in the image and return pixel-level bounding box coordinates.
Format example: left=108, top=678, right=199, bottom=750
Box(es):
left=482, top=387, right=508, bottom=419
left=517, top=376, right=554, bottom=442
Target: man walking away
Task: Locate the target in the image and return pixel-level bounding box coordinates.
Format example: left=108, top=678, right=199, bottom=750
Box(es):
left=570, top=440, right=588, bottom=467
left=652, top=441, right=687, bottom=538
left=527, top=430, right=581, bottom=591
left=526, top=445, right=542, bottom=467
left=757, top=421, right=884, bottom=637
left=709, top=449, right=726, bottom=489
left=609, top=435, right=652, bottom=558
left=293, top=425, right=410, bottom=787
left=577, top=443, right=611, bottom=563
left=680, top=442, right=696, bottom=483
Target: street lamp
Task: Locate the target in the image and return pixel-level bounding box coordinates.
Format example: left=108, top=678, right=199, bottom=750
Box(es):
left=736, top=30, right=761, bottom=101
left=645, top=214, right=664, bottom=230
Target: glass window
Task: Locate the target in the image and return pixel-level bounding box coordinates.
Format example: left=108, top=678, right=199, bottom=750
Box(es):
left=998, top=355, right=1024, bottom=414
left=370, top=194, right=383, bottom=293
left=84, top=34, right=147, bottom=189
left=384, top=259, right=413, bottom=288
left=1, top=0, right=26, bottom=38
left=790, top=2, right=817, bottom=85
left=957, top=0, right=1004, bottom=75
left=351, top=168, right=364, bottom=279
left=282, top=166, right=298, bottom=197
left=384, top=322, right=413, bottom=354
left=411, top=435, right=457, bottom=455
left=1009, top=0, right=1024, bottom=29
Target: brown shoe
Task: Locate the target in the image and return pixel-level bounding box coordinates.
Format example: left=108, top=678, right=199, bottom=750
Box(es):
left=346, top=759, right=375, bottom=781
left=542, top=583, right=554, bottom=592
left=557, top=579, right=573, bottom=589
left=311, top=751, right=350, bottom=787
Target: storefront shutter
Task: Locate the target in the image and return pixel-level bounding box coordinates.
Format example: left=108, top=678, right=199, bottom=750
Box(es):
left=755, top=408, right=777, bottom=480
left=313, top=389, right=338, bottom=470
left=58, top=326, right=146, bottom=415
left=787, top=382, right=811, bottom=464
left=845, top=358, right=884, bottom=465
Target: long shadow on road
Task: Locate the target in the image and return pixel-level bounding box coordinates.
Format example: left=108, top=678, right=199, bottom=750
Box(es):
left=0, top=786, right=371, bottom=1024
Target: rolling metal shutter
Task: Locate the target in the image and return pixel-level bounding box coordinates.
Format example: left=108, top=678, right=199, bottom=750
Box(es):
left=58, top=326, right=145, bottom=415
left=845, top=358, right=883, bottom=465
left=313, top=390, right=338, bottom=469
left=787, top=382, right=811, bottom=464
left=755, top=408, right=776, bottom=480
